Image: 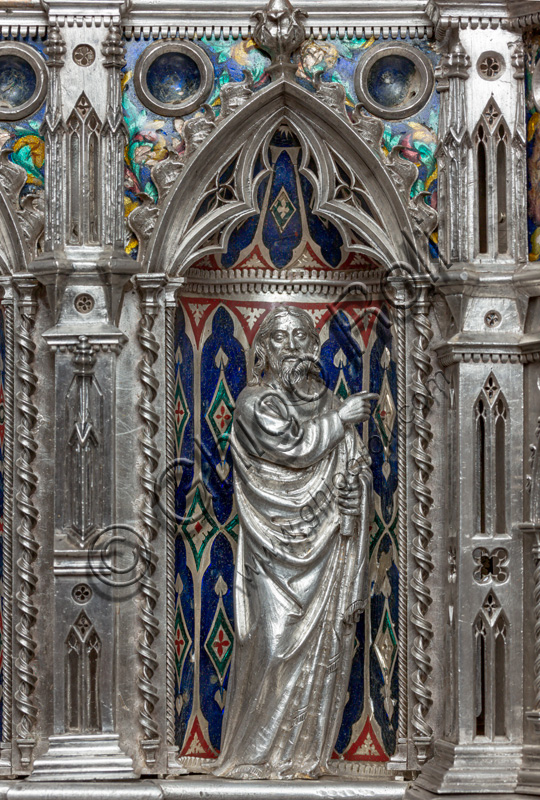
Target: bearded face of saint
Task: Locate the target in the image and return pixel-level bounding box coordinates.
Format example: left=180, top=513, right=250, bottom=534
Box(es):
left=252, top=307, right=320, bottom=391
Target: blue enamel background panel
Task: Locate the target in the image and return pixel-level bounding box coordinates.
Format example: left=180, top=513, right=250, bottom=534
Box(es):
left=174, top=298, right=399, bottom=764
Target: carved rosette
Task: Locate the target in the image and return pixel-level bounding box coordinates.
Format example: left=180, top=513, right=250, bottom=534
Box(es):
left=12, top=276, right=39, bottom=767
left=135, top=274, right=167, bottom=766
left=409, top=279, right=435, bottom=764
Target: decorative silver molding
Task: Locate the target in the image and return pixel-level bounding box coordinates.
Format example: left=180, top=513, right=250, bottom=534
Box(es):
left=164, top=278, right=186, bottom=772
left=12, top=0, right=540, bottom=39
left=182, top=267, right=385, bottom=296
left=426, top=0, right=518, bottom=32
left=12, top=275, right=39, bottom=768
left=41, top=0, right=133, bottom=23
left=409, top=279, right=435, bottom=766
left=122, top=0, right=433, bottom=39
left=134, top=274, right=167, bottom=768
left=0, top=27, right=47, bottom=40
left=437, top=345, right=540, bottom=366
left=0, top=776, right=408, bottom=799
left=123, top=24, right=434, bottom=40
left=387, top=280, right=410, bottom=772
left=0, top=286, right=14, bottom=751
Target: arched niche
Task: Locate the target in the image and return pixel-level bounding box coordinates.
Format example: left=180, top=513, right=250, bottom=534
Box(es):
left=159, top=78, right=419, bottom=774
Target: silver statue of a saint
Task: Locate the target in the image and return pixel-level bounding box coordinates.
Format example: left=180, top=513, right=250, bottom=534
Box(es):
left=213, top=306, right=376, bottom=780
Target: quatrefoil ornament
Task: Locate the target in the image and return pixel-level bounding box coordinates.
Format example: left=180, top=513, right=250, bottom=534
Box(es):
left=473, top=547, right=509, bottom=585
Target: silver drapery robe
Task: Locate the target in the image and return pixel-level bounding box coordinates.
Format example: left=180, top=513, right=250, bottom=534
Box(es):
left=213, top=378, right=372, bottom=780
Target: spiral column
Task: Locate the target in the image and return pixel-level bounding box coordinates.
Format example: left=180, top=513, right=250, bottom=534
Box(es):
left=1, top=288, right=14, bottom=753
left=135, top=274, right=167, bottom=767
left=409, top=279, right=434, bottom=766
left=12, top=276, right=39, bottom=768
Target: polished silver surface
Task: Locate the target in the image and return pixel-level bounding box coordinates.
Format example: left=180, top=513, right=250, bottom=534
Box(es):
left=0, top=0, right=536, bottom=796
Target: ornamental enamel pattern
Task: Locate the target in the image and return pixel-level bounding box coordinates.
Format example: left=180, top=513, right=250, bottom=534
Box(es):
left=181, top=487, right=219, bottom=572
left=204, top=577, right=234, bottom=684
left=122, top=34, right=439, bottom=259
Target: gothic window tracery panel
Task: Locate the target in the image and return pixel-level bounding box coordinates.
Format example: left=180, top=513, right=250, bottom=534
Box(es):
left=474, top=374, right=508, bottom=536
left=66, top=94, right=102, bottom=246
left=474, top=593, right=508, bottom=740
left=473, top=101, right=511, bottom=259
left=65, top=612, right=102, bottom=734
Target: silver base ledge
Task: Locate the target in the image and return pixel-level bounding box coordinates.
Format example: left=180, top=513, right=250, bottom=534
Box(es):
left=0, top=777, right=408, bottom=800
left=518, top=745, right=540, bottom=795
left=406, top=741, right=521, bottom=796
left=27, top=734, right=137, bottom=782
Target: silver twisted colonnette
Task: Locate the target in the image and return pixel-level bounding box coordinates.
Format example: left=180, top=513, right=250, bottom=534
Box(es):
left=136, top=277, right=166, bottom=765
left=2, top=298, right=14, bottom=744
left=13, top=278, right=39, bottom=766
left=409, top=285, right=435, bottom=765
left=396, top=303, right=409, bottom=744
left=165, top=302, right=176, bottom=748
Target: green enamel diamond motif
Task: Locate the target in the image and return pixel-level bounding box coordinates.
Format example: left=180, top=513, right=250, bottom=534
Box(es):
left=205, top=606, right=234, bottom=682
left=181, top=486, right=219, bottom=570
left=270, top=186, right=296, bottom=233
left=206, top=377, right=235, bottom=455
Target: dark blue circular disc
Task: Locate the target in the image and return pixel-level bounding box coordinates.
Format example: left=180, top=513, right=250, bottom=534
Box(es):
left=0, top=54, right=37, bottom=109
left=146, top=51, right=202, bottom=106
left=367, top=54, right=418, bottom=109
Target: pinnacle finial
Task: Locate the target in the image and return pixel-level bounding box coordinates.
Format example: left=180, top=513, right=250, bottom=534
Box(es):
left=251, top=0, right=308, bottom=76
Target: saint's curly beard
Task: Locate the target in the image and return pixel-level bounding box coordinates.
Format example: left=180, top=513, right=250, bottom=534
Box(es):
left=268, top=352, right=311, bottom=391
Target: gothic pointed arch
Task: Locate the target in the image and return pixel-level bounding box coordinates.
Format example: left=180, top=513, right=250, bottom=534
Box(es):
left=143, top=77, right=428, bottom=277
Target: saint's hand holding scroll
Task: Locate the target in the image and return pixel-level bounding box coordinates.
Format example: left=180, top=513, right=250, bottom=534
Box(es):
left=213, top=306, right=376, bottom=780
